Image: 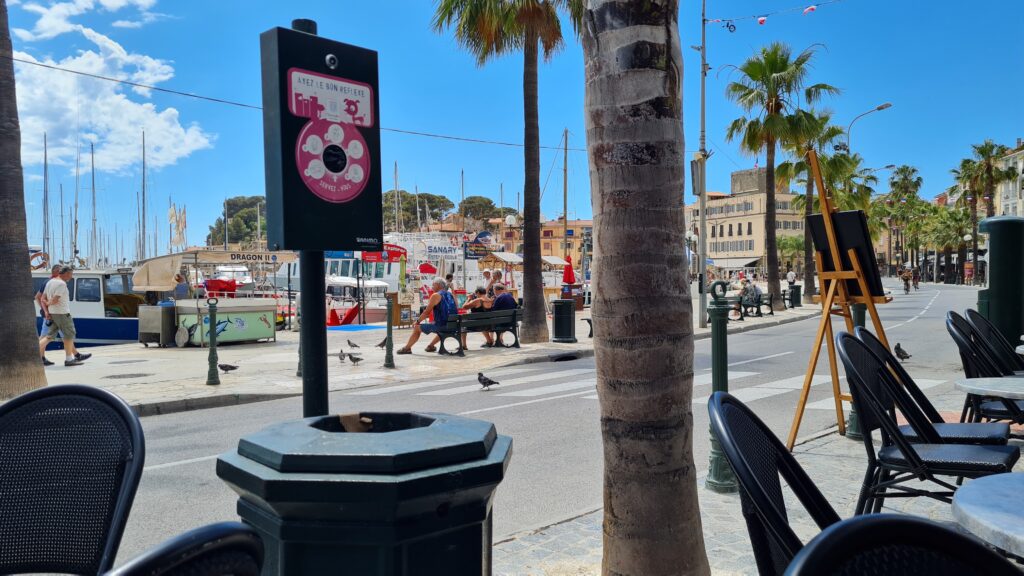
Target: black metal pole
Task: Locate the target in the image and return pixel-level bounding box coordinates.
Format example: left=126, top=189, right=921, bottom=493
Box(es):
left=292, top=18, right=328, bottom=417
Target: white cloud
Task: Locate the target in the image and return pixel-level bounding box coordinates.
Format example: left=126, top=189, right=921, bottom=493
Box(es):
left=14, top=0, right=160, bottom=40
left=14, top=28, right=213, bottom=173
left=111, top=9, right=166, bottom=28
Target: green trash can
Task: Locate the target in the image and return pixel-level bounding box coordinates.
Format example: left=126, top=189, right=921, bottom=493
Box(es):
left=790, top=285, right=802, bottom=308
left=978, top=288, right=990, bottom=319
left=217, top=412, right=512, bottom=575
left=979, top=216, right=1024, bottom=343
left=551, top=299, right=577, bottom=343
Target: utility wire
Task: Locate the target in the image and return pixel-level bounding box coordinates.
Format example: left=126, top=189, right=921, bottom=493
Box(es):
left=710, top=0, right=845, bottom=23
left=7, top=55, right=587, bottom=152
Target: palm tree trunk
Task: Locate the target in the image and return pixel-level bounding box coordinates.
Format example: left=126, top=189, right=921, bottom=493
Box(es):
left=582, top=2, right=710, bottom=574
left=802, top=170, right=815, bottom=302
left=0, top=0, right=47, bottom=397
left=765, top=139, right=784, bottom=310
left=519, top=30, right=548, bottom=343
left=971, top=198, right=979, bottom=285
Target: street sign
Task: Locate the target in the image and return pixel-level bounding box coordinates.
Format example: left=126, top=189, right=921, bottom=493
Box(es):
left=261, top=27, right=383, bottom=251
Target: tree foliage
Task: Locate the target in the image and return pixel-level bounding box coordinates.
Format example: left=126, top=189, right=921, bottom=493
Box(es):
left=382, top=190, right=455, bottom=232
left=206, top=196, right=264, bottom=246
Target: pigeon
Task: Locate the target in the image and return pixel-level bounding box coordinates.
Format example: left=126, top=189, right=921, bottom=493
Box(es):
left=478, top=372, right=499, bottom=391
left=347, top=339, right=360, bottom=348
left=218, top=363, right=238, bottom=374
left=337, top=348, right=346, bottom=363
left=376, top=338, right=387, bottom=348
left=347, top=354, right=363, bottom=365
left=894, top=343, right=911, bottom=361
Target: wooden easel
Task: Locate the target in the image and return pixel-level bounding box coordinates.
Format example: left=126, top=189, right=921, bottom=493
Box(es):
left=785, top=150, right=893, bottom=450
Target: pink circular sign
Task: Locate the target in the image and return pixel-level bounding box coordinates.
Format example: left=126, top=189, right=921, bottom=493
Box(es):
left=295, top=117, right=371, bottom=203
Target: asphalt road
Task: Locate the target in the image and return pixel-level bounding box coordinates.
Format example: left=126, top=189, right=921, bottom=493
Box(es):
left=116, top=279, right=979, bottom=563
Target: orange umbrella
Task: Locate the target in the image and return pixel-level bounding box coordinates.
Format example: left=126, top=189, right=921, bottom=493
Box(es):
left=562, top=255, right=576, bottom=284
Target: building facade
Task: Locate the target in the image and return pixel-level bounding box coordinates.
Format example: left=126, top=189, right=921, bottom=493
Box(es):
left=687, top=167, right=805, bottom=273
left=497, top=217, right=592, bottom=265
left=997, top=140, right=1024, bottom=217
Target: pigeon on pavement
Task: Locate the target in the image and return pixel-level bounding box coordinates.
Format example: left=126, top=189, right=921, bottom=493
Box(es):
left=337, top=348, right=345, bottom=363
left=895, top=343, right=911, bottom=361
left=347, top=354, right=364, bottom=365
left=478, top=372, right=499, bottom=391
left=347, top=339, right=360, bottom=348
left=218, top=363, right=238, bottom=374
left=376, top=338, right=387, bottom=348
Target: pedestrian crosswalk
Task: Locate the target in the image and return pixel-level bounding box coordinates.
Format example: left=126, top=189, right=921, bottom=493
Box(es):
left=343, top=364, right=953, bottom=411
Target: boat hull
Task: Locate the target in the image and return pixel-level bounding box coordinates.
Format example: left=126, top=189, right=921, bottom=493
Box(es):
left=37, top=316, right=139, bottom=348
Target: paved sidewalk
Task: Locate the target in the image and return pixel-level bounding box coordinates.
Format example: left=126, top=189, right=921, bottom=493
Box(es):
left=492, top=385, right=1008, bottom=575
left=41, top=306, right=818, bottom=415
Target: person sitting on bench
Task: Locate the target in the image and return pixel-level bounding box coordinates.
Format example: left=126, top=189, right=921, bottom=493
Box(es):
left=462, top=286, right=495, bottom=348
left=489, top=284, right=517, bottom=345
left=397, top=277, right=457, bottom=355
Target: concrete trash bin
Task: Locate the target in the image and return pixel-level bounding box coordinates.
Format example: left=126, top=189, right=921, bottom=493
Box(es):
left=551, top=299, right=577, bottom=343
left=216, top=412, right=513, bottom=576
left=979, top=216, right=1024, bottom=343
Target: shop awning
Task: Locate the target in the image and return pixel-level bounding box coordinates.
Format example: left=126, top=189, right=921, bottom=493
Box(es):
left=710, top=257, right=761, bottom=269
left=132, top=249, right=298, bottom=291
left=542, top=256, right=570, bottom=267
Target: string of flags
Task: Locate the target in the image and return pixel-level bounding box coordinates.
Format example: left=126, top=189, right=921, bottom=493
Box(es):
left=709, top=0, right=843, bottom=32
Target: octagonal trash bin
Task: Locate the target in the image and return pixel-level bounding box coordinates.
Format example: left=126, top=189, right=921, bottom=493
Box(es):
left=217, top=412, right=513, bottom=576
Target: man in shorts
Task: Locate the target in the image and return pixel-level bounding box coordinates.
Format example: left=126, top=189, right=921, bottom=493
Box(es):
left=39, top=267, right=91, bottom=367
left=35, top=264, right=60, bottom=365
left=397, top=277, right=457, bottom=354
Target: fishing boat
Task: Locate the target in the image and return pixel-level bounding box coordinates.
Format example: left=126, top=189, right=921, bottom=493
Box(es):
left=33, top=267, right=142, bottom=347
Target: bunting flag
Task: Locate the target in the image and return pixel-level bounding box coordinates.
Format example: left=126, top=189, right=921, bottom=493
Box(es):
left=711, top=0, right=840, bottom=32
left=757, top=15, right=767, bottom=25
left=803, top=5, right=818, bottom=14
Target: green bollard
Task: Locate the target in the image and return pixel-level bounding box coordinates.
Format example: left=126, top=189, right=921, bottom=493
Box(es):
left=384, top=297, right=395, bottom=369
left=706, top=281, right=738, bottom=494
left=845, top=302, right=867, bottom=441
left=206, top=297, right=221, bottom=386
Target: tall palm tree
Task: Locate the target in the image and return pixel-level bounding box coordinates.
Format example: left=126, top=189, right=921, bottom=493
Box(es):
left=927, top=206, right=971, bottom=283
left=776, top=110, right=844, bottom=302
left=0, top=0, right=47, bottom=397
left=887, top=165, right=924, bottom=266
left=433, top=0, right=583, bottom=343
left=726, top=42, right=838, bottom=310
left=950, top=158, right=981, bottom=284
left=971, top=140, right=1017, bottom=218
left=582, top=1, right=710, bottom=574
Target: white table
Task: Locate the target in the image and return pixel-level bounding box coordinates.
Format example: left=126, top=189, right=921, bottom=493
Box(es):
left=952, top=473, right=1024, bottom=557
left=955, top=377, right=1024, bottom=400
left=1016, top=344, right=1024, bottom=356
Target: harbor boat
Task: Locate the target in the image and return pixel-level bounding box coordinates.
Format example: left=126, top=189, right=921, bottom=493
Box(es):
left=326, top=276, right=390, bottom=324
left=33, top=267, right=142, bottom=347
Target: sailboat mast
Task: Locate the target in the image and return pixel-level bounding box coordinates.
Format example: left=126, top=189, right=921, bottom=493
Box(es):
left=42, top=133, right=49, bottom=256
left=393, top=161, right=400, bottom=232
left=91, top=143, right=96, bottom=267
left=415, top=184, right=421, bottom=232
left=563, top=127, right=568, bottom=259
left=141, top=131, right=147, bottom=260
left=168, top=196, right=173, bottom=255
left=72, top=143, right=80, bottom=264
left=59, top=183, right=65, bottom=262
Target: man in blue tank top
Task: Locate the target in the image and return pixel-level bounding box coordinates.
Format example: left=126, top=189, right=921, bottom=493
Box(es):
left=397, top=277, right=457, bottom=355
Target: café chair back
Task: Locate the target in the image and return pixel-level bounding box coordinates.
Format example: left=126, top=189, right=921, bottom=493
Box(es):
left=784, top=514, right=1019, bottom=576
left=106, top=522, right=264, bottom=576
left=854, top=327, right=1009, bottom=445
left=836, top=333, right=1018, bottom=516
left=965, top=308, right=1024, bottom=374
left=947, top=311, right=1024, bottom=424
left=708, top=392, right=841, bottom=575
left=0, top=384, right=145, bottom=575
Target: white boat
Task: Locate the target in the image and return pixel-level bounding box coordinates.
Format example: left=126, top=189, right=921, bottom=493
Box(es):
left=33, top=268, right=142, bottom=347
left=325, top=276, right=390, bottom=324
left=213, top=264, right=255, bottom=291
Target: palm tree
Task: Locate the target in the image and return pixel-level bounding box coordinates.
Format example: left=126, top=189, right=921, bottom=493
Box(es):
left=887, top=165, right=924, bottom=267
left=726, top=42, right=838, bottom=310
left=776, top=110, right=844, bottom=302
left=950, top=159, right=981, bottom=284
left=776, top=234, right=804, bottom=271
left=433, top=0, right=583, bottom=343
left=927, top=206, right=971, bottom=283
left=971, top=140, right=1017, bottom=218
left=582, top=2, right=710, bottom=574
left=0, top=0, right=47, bottom=397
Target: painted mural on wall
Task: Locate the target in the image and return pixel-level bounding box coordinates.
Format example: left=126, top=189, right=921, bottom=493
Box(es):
left=179, top=310, right=275, bottom=345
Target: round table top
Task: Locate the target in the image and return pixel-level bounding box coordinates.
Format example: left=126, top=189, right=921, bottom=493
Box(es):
left=952, top=473, right=1024, bottom=557
left=1016, top=344, right=1024, bottom=355
left=954, top=377, right=1024, bottom=400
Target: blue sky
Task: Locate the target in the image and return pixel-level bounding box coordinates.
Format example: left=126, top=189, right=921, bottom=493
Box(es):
left=11, top=0, right=1024, bottom=259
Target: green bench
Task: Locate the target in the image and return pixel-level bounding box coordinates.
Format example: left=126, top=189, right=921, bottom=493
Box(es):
left=437, top=308, right=523, bottom=356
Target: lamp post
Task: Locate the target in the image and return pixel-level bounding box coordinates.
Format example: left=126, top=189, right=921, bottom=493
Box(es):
left=964, top=233, right=974, bottom=285
left=834, top=103, right=893, bottom=153
left=686, top=230, right=698, bottom=279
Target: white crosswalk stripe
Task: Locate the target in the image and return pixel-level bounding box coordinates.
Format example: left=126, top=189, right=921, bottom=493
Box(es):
left=805, top=378, right=946, bottom=410
left=693, top=371, right=758, bottom=386
left=498, top=379, right=597, bottom=397
left=693, top=387, right=791, bottom=404
left=347, top=367, right=541, bottom=396
left=754, top=374, right=833, bottom=390
left=419, top=369, right=595, bottom=396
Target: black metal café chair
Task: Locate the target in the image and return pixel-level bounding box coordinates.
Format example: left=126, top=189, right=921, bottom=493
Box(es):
left=965, top=308, right=1024, bottom=375
left=0, top=384, right=145, bottom=575
left=854, top=326, right=1010, bottom=445
left=708, top=392, right=842, bottom=576
left=835, top=333, right=1019, bottom=516
left=784, top=514, right=1019, bottom=576
left=106, top=522, right=264, bottom=576
left=946, top=311, right=1024, bottom=425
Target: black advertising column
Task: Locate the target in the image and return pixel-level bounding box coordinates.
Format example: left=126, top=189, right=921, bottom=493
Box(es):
left=261, top=19, right=383, bottom=417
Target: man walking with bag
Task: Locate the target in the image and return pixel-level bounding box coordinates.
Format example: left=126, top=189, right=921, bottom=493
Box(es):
left=39, top=267, right=91, bottom=367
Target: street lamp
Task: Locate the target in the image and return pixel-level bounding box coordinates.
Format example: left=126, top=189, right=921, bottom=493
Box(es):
left=834, top=103, right=893, bottom=153
left=963, top=233, right=973, bottom=285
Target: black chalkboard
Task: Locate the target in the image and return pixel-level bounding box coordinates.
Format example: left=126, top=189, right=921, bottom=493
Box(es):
left=807, top=210, right=884, bottom=298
